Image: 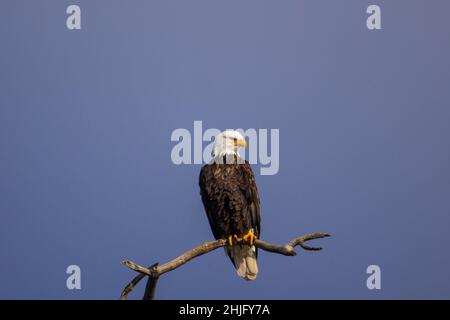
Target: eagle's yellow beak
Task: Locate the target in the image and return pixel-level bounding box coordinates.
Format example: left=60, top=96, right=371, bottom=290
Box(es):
left=234, top=139, right=247, bottom=148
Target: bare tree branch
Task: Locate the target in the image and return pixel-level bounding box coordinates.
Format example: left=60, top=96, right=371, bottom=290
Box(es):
left=142, top=263, right=159, bottom=301
left=120, top=232, right=330, bottom=300
left=119, top=263, right=158, bottom=301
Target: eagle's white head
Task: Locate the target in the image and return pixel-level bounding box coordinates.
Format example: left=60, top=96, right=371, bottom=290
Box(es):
left=212, top=130, right=247, bottom=157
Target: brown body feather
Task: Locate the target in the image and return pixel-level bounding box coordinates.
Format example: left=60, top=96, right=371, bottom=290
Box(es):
left=199, top=155, right=261, bottom=280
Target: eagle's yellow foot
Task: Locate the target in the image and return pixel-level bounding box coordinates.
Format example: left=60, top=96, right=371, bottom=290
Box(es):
left=228, top=234, right=239, bottom=246
left=243, top=230, right=257, bottom=246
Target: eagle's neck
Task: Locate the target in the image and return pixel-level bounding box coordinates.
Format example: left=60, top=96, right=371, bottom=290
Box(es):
left=211, top=153, right=244, bottom=165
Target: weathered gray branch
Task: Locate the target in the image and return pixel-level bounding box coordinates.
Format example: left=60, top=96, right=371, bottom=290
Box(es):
left=120, top=232, right=330, bottom=300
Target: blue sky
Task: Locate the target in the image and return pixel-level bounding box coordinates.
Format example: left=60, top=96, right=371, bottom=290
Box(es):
left=1, top=0, right=450, bottom=299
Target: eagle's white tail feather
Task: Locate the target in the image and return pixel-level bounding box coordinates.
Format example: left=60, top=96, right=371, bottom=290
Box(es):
left=229, top=245, right=258, bottom=281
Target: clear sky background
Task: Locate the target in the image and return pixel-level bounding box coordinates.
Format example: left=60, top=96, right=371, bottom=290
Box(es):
left=1, top=0, right=449, bottom=299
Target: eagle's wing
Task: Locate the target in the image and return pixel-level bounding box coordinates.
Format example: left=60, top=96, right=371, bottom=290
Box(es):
left=199, top=164, right=223, bottom=240
left=241, top=161, right=261, bottom=238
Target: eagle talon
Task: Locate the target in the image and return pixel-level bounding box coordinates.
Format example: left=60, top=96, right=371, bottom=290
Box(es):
left=228, top=234, right=239, bottom=246
left=243, top=230, right=257, bottom=246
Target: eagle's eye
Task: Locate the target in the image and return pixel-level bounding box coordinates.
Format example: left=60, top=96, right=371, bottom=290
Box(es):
left=233, top=138, right=237, bottom=144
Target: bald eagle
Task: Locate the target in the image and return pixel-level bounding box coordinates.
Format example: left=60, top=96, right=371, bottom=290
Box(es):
left=199, top=130, right=261, bottom=281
